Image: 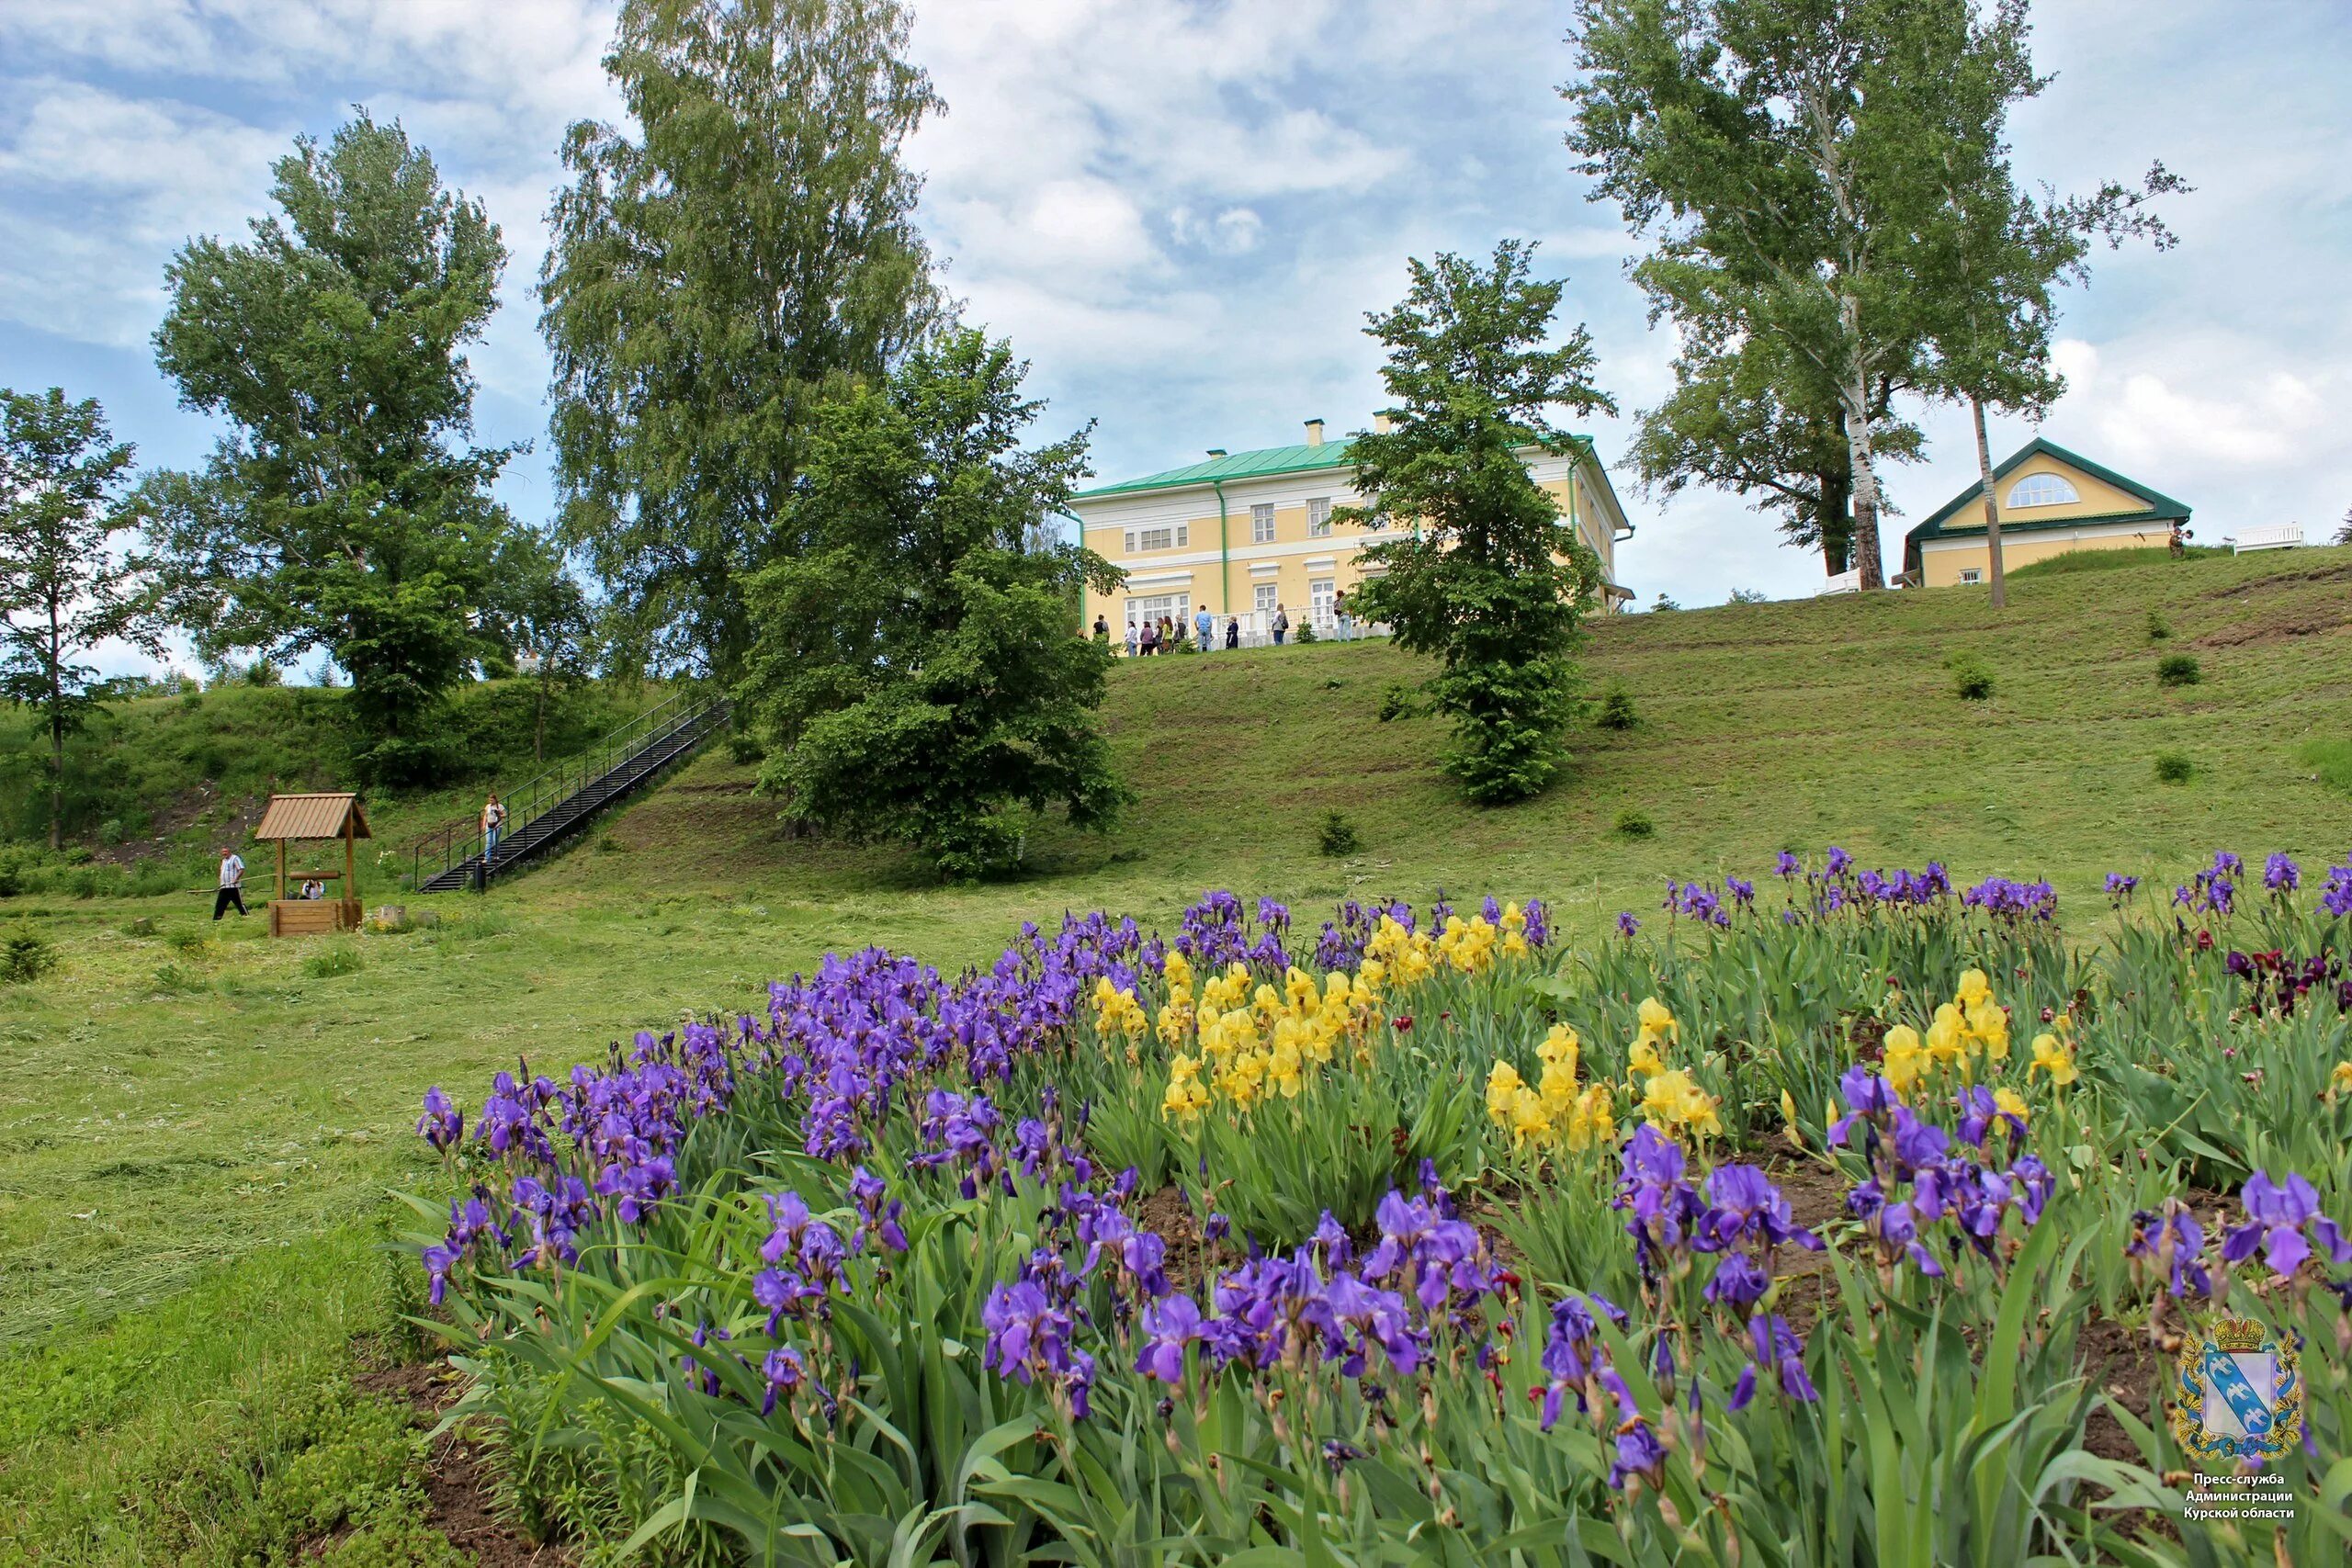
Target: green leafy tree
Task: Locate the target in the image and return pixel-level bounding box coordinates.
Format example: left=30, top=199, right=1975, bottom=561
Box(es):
left=543, top=0, right=946, bottom=683
left=143, top=111, right=518, bottom=784
left=486, top=530, right=602, bottom=761
left=1907, top=3, right=2184, bottom=606
left=1631, top=327, right=1919, bottom=575
left=1569, top=0, right=2020, bottom=589
left=1340, top=242, right=1615, bottom=805
left=0, top=389, right=164, bottom=849
left=736, top=330, right=1128, bottom=880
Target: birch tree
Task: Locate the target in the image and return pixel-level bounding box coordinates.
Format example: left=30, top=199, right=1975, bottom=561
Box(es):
left=1568, top=0, right=1996, bottom=588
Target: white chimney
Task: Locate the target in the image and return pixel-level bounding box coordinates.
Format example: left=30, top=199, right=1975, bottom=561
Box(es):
left=1304, top=418, right=1325, bottom=447
left=1372, top=412, right=1394, bottom=434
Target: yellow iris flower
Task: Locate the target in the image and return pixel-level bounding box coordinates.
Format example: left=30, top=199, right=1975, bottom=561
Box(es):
left=2028, top=1032, right=2077, bottom=1087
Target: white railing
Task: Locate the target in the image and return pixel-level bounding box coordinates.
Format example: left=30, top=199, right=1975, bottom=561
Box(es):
left=1115, top=607, right=1389, bottom=655
left=2229, top=524, right=2304, bottom=552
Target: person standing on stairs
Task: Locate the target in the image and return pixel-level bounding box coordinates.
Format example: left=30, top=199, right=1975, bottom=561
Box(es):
left=481, top=793, right=508, bottom=866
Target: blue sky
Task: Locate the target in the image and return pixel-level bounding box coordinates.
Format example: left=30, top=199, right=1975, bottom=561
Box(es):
left=4, top=0, right=2348, bottom=676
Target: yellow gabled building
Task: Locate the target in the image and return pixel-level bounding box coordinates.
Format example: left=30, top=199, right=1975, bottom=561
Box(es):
left=1071, top=417, right=1634, bottom=643
left=1903, top=437, right=2193, bottom=588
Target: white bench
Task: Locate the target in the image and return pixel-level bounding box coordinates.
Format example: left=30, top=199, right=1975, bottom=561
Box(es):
left=1817, top=569, right=1860, bottom=595
left=2231, top=524, right=2304, bottom=552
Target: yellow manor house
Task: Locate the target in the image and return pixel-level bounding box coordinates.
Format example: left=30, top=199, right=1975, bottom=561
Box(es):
left=1902, top=437, right=2193, bottom=588
left=1070, top=417, right=1635, bottom=645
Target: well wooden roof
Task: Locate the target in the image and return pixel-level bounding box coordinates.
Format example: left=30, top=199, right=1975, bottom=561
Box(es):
left=254, top=793, right=371, bottom=841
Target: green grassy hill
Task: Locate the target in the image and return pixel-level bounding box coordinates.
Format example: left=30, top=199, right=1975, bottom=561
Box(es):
left=544, top=542, right=2352, bottom=912
left=2, top=546, right=2348, bottom=1562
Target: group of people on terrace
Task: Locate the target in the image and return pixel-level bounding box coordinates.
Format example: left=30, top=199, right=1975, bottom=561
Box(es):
left=1091, top=592, right=1364, bottom=658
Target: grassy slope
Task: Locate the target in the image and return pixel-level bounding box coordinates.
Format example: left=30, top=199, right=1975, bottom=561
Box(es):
left=2, top=546, right=2348, bottom=1560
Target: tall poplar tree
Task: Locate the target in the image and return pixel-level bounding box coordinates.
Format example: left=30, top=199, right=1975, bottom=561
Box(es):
left=542, top=0, right=945, bottom=683
left=0, top=389, right=163, bottom=849
left=1341, top=242, right=1615, bottom=806
left=1908, top=4, right=2184, bottom=606
left=145, top=112, right=520, bottom=784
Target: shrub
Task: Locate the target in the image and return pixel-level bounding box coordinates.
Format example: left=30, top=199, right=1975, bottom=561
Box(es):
left=1947, top=653, right=1996, bottom=702
left=1295, top=622, right=1319, bottom=644
left=302, top=944, right=363, bottom=978
left=727, top=729, right=765, bottom=764
left=2157, top=653, right=2202, bottom=687
left=1726, top=588, right=1767, bottom=604
left=2146, top=610, right=2172, bottom=641
left=1317, top=811, right=1362, bottom=857
left=1377, top=683, right=1421, bottom=723
left=2154, top=750, right=2195, bottom=784
left=595, top=832, right=626, bottom=853
left=2, top=928, right=58, bottom=984
left=1596, top=688, right=1638, bottom=730
left=1651, top=593, right=1679, bottom=613
left=1615, top=807, right=1656, bottom=838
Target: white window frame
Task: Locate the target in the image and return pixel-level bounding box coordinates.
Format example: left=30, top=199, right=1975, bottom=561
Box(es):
left=2006, top=473, right=2079, bottom=510
left=1309, top=577, right=1336, bottom=626
left=1958, top=567, right=1984, bottom=584
left=1250, top=503, right=1275, bottom=543
left=1307, top=497, right=1332, bottom=537
left=1127, top=523, right=1190, bottom=554
left=1125, top=592, right=1187, bottom=628
left=1253, top=583, right=1278, bottom=614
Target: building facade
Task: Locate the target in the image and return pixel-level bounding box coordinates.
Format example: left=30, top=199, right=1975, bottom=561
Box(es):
left=1903, top=438, right=2192, bottom=588
left=1070, top=418, right=1634, bottom=643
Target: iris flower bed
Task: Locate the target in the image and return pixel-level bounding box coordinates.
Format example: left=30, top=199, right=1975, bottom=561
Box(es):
left=407, top=852, right=2352, bottom=1565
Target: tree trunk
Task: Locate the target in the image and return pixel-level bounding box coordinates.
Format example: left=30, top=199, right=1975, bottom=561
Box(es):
left=1837, top=299, right=1886, bottom=591
left=49, top=705, right=64, bottom=852
left=1817, top=460, right=1854, bottom=576
left=1972, top=398, right=2007, bottom=608
left=46, top=603, right=63, bottom=852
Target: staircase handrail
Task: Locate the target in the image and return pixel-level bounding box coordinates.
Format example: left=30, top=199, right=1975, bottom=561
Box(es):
left=408, top=687, right=726, bottom=890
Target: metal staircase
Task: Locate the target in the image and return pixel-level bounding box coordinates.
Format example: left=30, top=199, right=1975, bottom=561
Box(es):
left=411, top=690, right=730, bottom=893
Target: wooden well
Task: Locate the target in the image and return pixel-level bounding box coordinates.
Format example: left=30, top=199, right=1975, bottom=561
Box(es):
left=253, top=792, right=370, bottom=937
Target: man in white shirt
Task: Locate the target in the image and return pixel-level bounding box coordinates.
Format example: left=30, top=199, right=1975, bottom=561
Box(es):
left=213, top=847, right=248, bottom=920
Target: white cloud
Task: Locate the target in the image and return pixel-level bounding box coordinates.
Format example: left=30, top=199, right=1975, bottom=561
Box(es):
left=5, top=0, right=2351, bottom=642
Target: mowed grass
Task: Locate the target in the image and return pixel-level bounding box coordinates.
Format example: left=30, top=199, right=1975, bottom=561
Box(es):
left=2, top=544, right=2348, bottom=1561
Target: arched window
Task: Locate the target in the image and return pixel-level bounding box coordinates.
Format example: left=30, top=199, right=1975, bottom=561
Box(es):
left=2006, top=472, right=2079, bottom=510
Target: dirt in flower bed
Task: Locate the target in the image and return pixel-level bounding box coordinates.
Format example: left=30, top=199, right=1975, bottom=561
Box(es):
left=346, top=1358, right=576, bottom=1568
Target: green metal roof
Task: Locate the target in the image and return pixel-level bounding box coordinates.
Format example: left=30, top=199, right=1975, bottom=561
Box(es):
left=1905, top=437, right=2189, bottom=554
left=1072, top=439, right=1362, bottom=499
left=1073, top=432, right=1611, bottom=502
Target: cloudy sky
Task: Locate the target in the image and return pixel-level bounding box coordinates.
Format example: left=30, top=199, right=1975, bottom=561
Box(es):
left=5, top=0, right=2347, bottom=674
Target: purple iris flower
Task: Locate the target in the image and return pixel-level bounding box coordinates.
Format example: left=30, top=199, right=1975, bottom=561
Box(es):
left=1134, top=1294, right=1203, bottom=1383
left=2128, top=1205, right=2213, bottom=1299
left=1775, top=852, right=1802, bottom=878
left=1617, top=910, right=1641, bottom=939
left=2222, top=1169, right=2352, bottom=1277
left=1826, top=1066, right=1898, bottom=1145
left=2265, top=852, right=2301, bottom=893
left=2106, top=872, right=2138, bottom=899
left=1606, top=1422, right=1668, bottom=1491
left=416, top=1087, right=463, bottom=1152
